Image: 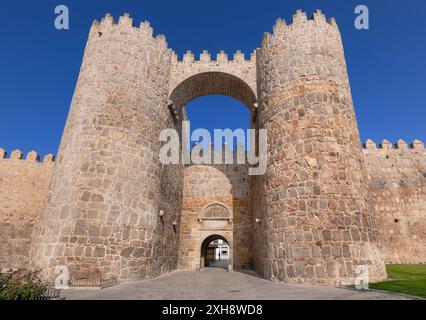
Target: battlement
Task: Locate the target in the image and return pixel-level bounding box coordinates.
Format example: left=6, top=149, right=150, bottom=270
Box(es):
left=172, top=49, right=256, bottom=64
left=169, top=47, right=257, bottom=109
left=362, top=139, right=425, bottom=151
left=91, top=13, right=168, bottom=48
left=0, top=148, right=55, bottom=164
left=263, top=9, right=338, bottom=46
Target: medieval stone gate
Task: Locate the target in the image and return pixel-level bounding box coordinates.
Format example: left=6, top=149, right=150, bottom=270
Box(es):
left=2, top=9, right=425, bottom=288
left=28, top=9, right=388, bottom=286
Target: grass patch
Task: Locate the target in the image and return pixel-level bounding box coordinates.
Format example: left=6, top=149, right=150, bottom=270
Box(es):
left=370, top=264, right=426, bottom=298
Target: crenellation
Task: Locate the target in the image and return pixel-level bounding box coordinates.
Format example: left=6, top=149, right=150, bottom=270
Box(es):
left=363, top=139, right=425, bottom=151
left=395, top=139, right=409, bottom=149
left=176, top=49, right=253, bottom=63
left=363, top=139, right=377, bottom=150
left=379, top=139, right=392, bottom=149
left=43, top=154, right=55, bottom=163
left=10, top=149, right=22, bottom=160
left=0, top=148, right=56, bottom=163
left=233, top=50, right=245, bottom=62
left=266, top=9, right=338, bottom=42
left=292, top=9, right=308, bottom=24
left=272, top=18, right=286, bottom=34
left=100, top=13, right=115, bottom=28
left=118, top=13, right=133, bottom=27
left=200, top=50, right=211, bottom=62
left=139, top=20, right=153, bottom=37
left=183, top=50, right=195, bottom=63
left=26, top=151, right=40, bottom=162
left=328, top=17, right=338, bottom=27
left=155, top=34, right=167, bottom=47
left=411, top=139, right=425, bottom=150
left=312, top=9, right=326, bottom=22
left=216, top=50, right=228, bottom=62
left=93, top=14, right=168, bottom=49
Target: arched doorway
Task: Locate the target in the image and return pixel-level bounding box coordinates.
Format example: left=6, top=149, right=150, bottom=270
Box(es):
left=172, top=68, right=256, bottom=273
left=200, top=234, right=232, bottom=271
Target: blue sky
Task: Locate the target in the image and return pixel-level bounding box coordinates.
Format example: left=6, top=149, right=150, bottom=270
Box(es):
left=0, top=0, right=425, bottom=156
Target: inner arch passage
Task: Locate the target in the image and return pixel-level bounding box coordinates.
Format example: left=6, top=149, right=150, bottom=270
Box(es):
left=169, top=72, right=257, bottom=111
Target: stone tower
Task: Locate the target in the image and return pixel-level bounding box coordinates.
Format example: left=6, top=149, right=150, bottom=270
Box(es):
left=252, top=10, right=386, bottom=285
left=27, top=10, right=390, bottom=286
left=31, top=14, right=183, bottom=282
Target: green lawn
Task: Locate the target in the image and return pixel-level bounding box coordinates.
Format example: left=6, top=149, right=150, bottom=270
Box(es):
left=370, top=264, right=426, bottom=298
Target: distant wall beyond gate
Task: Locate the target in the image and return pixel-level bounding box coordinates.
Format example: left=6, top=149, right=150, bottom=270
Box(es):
left=0, top=149, right=54, bottom=270
left=363, top=139, right=426, bottom=264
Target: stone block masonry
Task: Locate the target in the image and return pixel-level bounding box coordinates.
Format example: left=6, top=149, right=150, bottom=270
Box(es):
left=0, top=9, right=424, bottom=287
left=253, top=10, right=387, bottom=285
left=178, top=160, right=251, bottom=271
left=169, top=49, right=257, bottom=113
left=363, top=139, right=426, bottom=264
left=0, top=149, right=54, bottom=270
left=29, top=13, right=181, bottom=282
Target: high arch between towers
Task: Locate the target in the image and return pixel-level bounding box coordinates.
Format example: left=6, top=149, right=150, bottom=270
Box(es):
left=170, top=71, right=257, bottom=112
left=169, top=53, right=257, bottom=273
left=168, top=51, right=258, bottom=115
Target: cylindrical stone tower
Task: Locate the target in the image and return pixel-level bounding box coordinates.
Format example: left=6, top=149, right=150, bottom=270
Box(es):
left=31, top=13, right=182, bottom=282
left=254, top=10, right=386, bottom=285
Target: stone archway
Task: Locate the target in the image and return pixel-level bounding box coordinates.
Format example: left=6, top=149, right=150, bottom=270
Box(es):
left=200, top=234, right=232, bottom=272
left=169, top=53, right=258, bottom=275
left=177, top=164, right=251, bottom=272
left=169, top=71, right=257, bottom=113
left=169, top=50, right=257, bottom=109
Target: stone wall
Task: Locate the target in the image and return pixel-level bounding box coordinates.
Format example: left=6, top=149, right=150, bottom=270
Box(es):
left=363, top=139, right=426, bottom=264
left=156, top=163, right=184, bottom=274
left=254, top=10, right=386, bottom=286
left=178, top=160, right=251, bottom=270
left=0, top=149, right=54, bottom=270
left=30, top=13, right=182, bottom=282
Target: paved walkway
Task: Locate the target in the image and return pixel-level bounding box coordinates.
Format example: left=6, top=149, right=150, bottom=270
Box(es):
left=61, top=268, right=410, bottom=300
left=206, top=259, right=228, bottom=269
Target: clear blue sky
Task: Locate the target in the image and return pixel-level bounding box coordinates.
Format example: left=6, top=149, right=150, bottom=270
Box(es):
left=0, top=0, right=425, bottom=156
